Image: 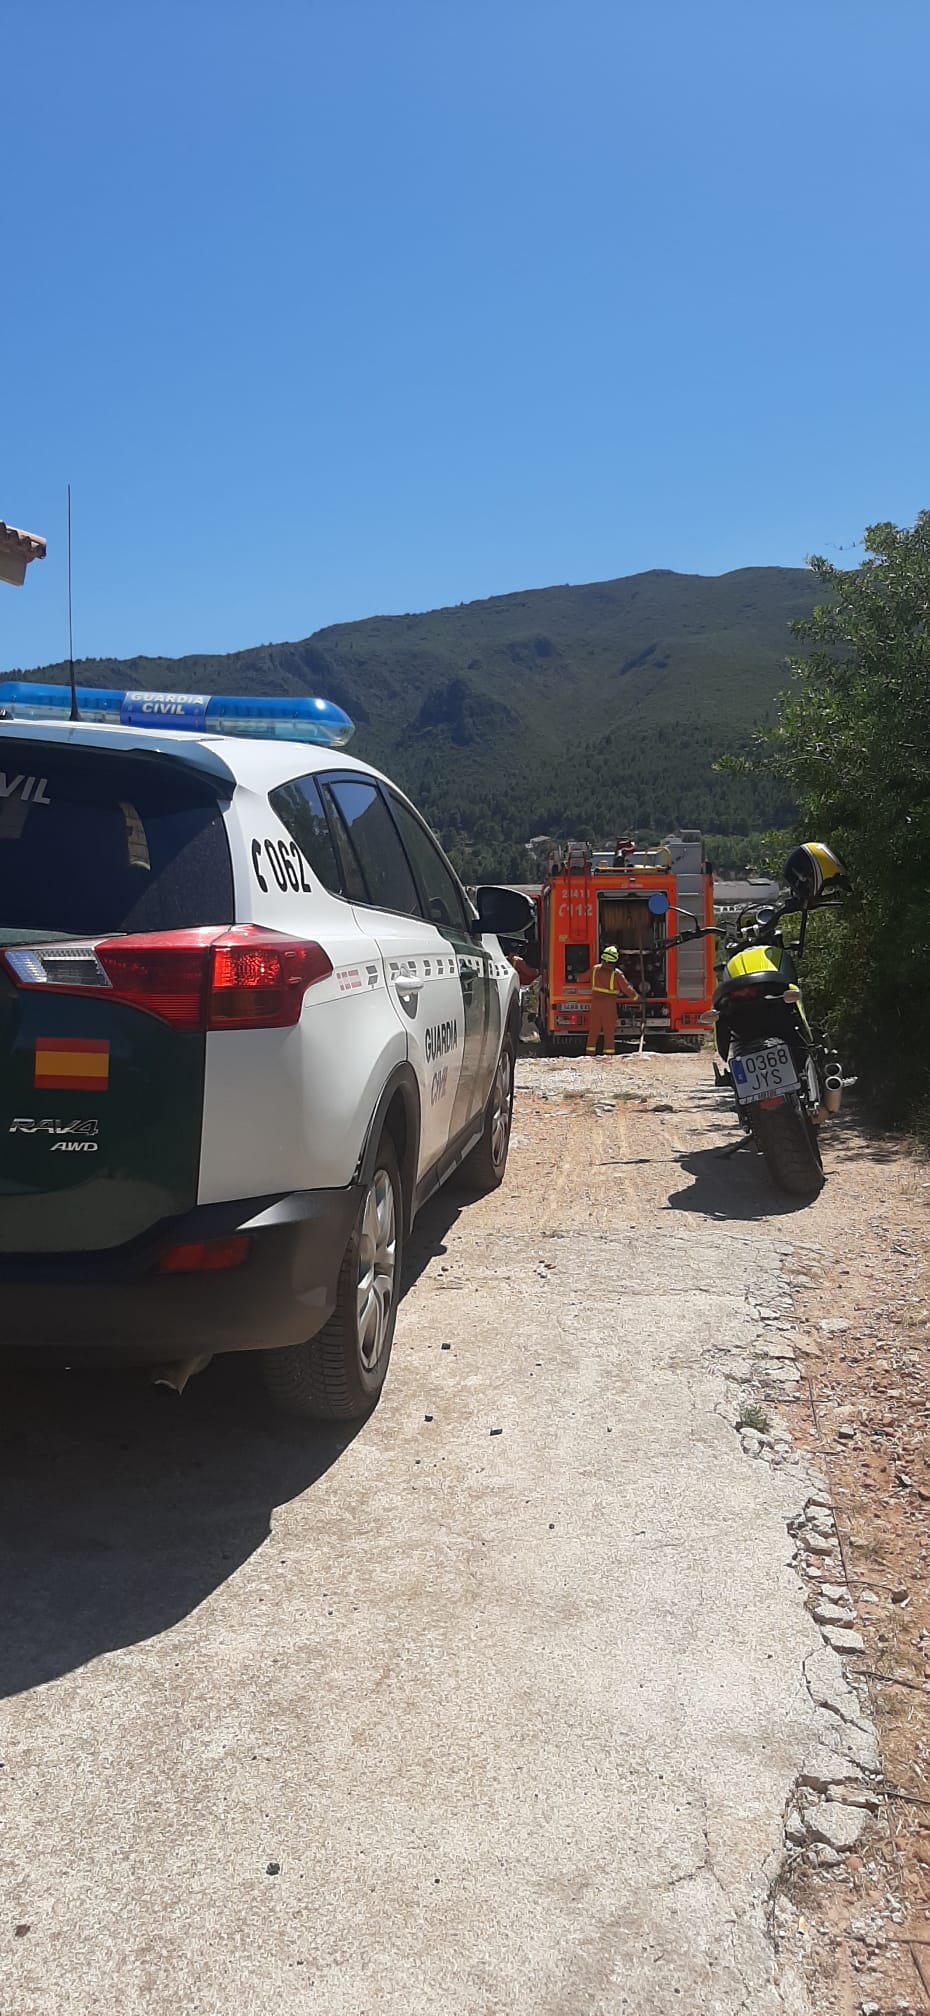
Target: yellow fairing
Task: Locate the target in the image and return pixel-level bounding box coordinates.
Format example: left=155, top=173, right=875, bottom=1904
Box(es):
left=725, top=946, right=784, bottom=980
left=723, top=943, right=812, bottom=1037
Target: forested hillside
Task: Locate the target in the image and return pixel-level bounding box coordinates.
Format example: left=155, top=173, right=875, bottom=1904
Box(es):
left=8, top=565, right=814, bottom=879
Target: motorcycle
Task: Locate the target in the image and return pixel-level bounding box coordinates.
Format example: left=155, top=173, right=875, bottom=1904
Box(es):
left=649, top=845, right=851, bottom=1200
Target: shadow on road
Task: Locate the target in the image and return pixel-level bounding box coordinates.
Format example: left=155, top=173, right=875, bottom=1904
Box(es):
left=0, top=1189, right=461, bottom=1702
left=666, top=1144, right=818, bottom=1219
left=0, top=1356, right=352, bottom=1700
left=818, top=1106, right=905, bottom=1166
left=403, top=1184, right=463, bottom=1291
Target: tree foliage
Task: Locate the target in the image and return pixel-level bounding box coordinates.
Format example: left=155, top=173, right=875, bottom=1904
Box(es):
left=737, top=515, right=930, bottom=1127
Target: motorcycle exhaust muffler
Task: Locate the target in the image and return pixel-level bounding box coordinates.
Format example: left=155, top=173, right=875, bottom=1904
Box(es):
left=821, top=1063, right=844, bottom=1116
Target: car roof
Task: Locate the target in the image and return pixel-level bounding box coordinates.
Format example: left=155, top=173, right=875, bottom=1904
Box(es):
left=0, top=718, right=388, bottom=794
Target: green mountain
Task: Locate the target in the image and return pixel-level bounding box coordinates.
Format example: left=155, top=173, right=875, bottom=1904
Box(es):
left=6, top=566, right=815, bottom=880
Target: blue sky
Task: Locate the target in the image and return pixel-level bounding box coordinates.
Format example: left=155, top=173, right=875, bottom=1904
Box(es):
left=3, top=0, right=929, bottom=670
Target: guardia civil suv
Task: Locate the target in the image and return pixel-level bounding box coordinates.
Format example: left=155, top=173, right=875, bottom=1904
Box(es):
left=0, top=681, right=531, bottom=1418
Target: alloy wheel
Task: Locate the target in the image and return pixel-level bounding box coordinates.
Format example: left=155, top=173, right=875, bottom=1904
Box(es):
left=356, top=1167, right=398, bottom=1372
left=490, top=1047, right=513, bottom=1170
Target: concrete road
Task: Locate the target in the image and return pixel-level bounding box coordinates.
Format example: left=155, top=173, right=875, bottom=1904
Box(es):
left=0, top=1056, right=848, bottom=2014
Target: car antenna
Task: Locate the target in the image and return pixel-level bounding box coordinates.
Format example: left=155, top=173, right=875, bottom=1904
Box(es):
left=67, top=482, right=79, bottom=721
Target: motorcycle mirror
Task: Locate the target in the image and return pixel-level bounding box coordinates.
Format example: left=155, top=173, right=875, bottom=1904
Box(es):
left=647, top=892, right=670, bottom=917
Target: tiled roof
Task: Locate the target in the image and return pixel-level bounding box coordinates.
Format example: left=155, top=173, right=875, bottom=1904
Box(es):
left=0, top=521, right=46, bottom=560
left=0, top=520, right=47, bottom=586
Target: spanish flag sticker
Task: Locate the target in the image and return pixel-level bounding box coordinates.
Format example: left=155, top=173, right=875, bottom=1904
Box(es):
left=34, top=1037, right=110, bottom=1093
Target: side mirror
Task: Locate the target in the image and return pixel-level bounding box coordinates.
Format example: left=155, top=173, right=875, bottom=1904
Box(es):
left=472, top=886, right=538, bottom=937
left=659, top=900, right=701, bottom=941
left=647, top=892, right=670, bottom=917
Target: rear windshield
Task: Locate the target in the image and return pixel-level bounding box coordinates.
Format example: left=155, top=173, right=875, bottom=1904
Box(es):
left=0, top=743, right=233, bottom=940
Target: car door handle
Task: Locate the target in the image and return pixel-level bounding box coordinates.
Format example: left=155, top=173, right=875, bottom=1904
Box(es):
left=395, top=974, right=425, bottom=993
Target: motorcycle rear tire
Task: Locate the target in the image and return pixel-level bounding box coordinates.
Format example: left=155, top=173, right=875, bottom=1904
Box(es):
left=749, top=1095, right=824, bottom=1199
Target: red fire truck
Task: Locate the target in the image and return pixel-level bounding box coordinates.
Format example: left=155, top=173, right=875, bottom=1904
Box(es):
left=532, top=832, right=716, bottom=1053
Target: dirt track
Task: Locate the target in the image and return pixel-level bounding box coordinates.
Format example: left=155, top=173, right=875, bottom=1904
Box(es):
left=1, top=1051, right=928, bottom=2015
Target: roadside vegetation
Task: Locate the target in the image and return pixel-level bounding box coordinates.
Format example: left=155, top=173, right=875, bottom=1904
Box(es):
left=732, top=514, right=930, bottom=1133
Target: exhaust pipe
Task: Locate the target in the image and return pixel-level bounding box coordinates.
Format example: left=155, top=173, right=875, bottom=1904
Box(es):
left=821, top=1063, right=844, bottom=1116
left=151, top=1353, right=213, bottom=1395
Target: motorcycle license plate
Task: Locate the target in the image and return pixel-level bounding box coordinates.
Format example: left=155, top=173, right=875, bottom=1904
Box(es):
left=731, top=1045, right=799, bottom=1103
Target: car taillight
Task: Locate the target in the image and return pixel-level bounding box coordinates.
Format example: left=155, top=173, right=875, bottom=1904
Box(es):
left=2, top=927, right=332, bottom=1032
left=208, top=934, right=330, bottom=1028
left=94, top=931, right=217, bottom=1031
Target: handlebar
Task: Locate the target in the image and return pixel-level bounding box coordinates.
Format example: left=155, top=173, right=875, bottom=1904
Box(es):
left=660, top=887, right=840, bottom=959
left=660, top=923, right=728, bottom=951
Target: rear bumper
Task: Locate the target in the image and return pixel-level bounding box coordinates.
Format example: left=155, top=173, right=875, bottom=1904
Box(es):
left=0, top=1187, right=362, bottom=1361
left=551, top=1000, right=712, bottom=1031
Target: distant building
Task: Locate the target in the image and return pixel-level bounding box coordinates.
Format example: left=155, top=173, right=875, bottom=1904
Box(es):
left=713, top=875, right=780, bottom=922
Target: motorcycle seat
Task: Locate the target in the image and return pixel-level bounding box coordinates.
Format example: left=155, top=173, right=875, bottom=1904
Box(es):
left=713, top=970, right=793, bottom=1011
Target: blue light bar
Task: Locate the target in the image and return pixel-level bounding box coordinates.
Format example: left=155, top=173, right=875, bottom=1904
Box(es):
left=0, top=682, right=355, bottom=748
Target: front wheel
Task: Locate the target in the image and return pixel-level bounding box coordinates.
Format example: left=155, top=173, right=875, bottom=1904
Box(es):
left=263, top=1136, right=404, bottom=1420
left=749, top=1096, right=824, bottom=1199
left=458, top=1035, right=515, bottom=1194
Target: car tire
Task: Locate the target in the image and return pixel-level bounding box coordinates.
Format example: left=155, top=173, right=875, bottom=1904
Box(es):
left=458, top=1035, right=515, bottom=1194
left=263, top=1134, right=405, bottom=1420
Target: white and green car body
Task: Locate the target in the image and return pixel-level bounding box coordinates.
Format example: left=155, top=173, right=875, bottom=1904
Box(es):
left=0, top=704, right=524, bottom=1408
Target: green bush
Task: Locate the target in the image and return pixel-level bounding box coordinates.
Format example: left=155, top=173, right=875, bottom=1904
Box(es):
left=732, top=515, right=930, bottom=1133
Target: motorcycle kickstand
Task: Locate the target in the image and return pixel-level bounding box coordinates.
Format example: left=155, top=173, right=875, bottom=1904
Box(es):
left=720, top=1134, right=753, bottom=1158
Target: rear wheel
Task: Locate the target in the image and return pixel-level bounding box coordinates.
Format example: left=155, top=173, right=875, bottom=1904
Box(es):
left=458, top=1035, right=515, bottom=1193
left=263, top=1136, right=404, bottom=1420
left=749, top=1096, right=824, bottom=1199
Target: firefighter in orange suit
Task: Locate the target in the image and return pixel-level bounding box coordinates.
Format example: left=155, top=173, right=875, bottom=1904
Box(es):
left=586, top=944, right=638, bottom=1057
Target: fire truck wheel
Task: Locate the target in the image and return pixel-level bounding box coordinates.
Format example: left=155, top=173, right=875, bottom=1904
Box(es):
left=458, top=1035, right=515, bottom=1194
